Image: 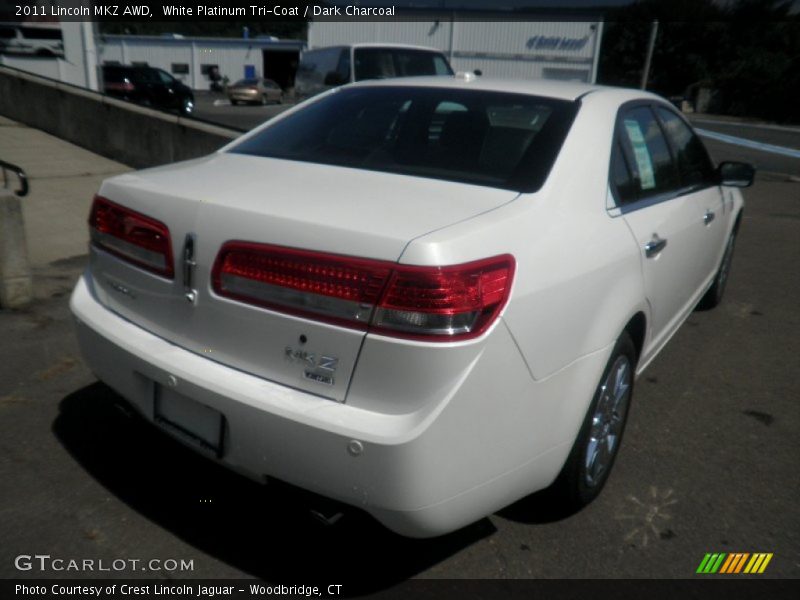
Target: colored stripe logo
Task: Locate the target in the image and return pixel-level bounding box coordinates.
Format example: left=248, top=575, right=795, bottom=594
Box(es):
left=696, top=553, right=773, bottom=574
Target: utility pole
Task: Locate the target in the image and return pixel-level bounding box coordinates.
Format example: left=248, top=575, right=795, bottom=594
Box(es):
left=640, top=20, right=659, bottom=90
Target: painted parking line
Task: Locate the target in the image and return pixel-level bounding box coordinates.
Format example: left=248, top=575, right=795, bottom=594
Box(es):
left=695, top=128, right=800, bottom=159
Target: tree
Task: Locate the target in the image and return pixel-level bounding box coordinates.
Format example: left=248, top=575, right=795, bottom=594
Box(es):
left=598, top=0, right=800, bottom=122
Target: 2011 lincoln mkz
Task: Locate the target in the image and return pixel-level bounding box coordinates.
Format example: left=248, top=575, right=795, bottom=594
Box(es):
left=70, top=76, right=753, bottom=537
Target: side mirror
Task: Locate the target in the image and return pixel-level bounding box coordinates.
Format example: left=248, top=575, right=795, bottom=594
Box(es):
left=717, top=161, right=755, bottom=188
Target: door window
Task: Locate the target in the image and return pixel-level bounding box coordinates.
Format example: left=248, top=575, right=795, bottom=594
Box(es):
left=655, top=107, right=716, bottom=188
left=617, top=106, right=680, bottom=200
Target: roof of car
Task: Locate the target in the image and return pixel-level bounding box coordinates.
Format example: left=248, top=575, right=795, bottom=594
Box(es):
left=308, top=43, right=443, bottom=53
left=349, top=75, right=658, bottom=103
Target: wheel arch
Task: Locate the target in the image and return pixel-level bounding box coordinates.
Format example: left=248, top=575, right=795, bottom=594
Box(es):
left=733, top=209, right=744, bottom=233
left=623, top=311, right=647, bottom=365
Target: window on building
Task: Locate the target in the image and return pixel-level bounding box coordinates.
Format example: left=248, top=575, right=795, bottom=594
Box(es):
left=171, top=63, right=189, bottom=75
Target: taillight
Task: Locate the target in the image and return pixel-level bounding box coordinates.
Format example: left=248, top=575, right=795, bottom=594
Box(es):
left=105, top=80, right=135, bottom=93
left=212, top=242, right=514, bottom=341
left=89, top=195, right=174, bottom=278
left=212, top=243, right=391, bottom=329
left=371, top=257, right=514, bottom=340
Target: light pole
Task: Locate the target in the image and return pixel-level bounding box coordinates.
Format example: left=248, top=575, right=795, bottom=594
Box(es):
left=640, top=20, right=659, bottom=90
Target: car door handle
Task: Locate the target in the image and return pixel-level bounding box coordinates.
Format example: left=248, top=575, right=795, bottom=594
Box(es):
left=704, top=210, right=715, bottom=225
left=644, top=235, right=668, bottom=258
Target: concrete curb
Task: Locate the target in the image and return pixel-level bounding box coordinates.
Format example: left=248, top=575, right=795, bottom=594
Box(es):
left=0, top=189, right=33, bottom=309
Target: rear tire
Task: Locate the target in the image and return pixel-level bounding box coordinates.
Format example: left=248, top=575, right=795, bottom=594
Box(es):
left=180, top=97, right=194, bottom=116
left=550, top=332, right=636, bottom=510
left=697, top=228, right=736, bottom=310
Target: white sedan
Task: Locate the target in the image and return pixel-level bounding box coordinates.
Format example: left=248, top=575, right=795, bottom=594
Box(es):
left=70, top=76, right=753, bottom=537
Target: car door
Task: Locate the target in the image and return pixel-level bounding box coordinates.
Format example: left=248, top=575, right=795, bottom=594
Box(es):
left=654, top=106, right=728, bottom=286
left=611, top=105, right=709, bottom=359
left=263, top=79, right=281, bottom=101
left=154, top=69, right=180, bottom=109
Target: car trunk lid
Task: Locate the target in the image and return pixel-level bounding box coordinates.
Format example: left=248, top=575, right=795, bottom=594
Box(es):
left=89, top=152, right=518, bottom=401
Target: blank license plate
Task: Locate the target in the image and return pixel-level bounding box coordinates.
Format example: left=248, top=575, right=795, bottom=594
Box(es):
left=154, top=385, right=225, bottom=457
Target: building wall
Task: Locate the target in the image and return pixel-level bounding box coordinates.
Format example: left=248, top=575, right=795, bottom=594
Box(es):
left=308, top=20, right=602, bottom=83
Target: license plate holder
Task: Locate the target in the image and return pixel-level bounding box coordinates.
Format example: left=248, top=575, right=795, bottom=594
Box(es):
left=154, top=385, right=225, bottom=458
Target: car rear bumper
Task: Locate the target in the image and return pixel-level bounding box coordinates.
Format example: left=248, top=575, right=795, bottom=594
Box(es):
left=228, top=91, right=259, bottom=101
left=70, top=270, right=607, bottom=537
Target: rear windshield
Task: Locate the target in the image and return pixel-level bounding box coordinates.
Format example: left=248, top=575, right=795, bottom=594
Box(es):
left=130, top=69, right=160, bottom=83
left=234, top=78, right=260, bottom=86
left=230, top=86, right=577, bottom=192
left=354, top=48, right=453, bottom=80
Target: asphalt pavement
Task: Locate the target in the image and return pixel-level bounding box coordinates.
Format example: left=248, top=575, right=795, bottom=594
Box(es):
left=0, top=111, right=798, bottom=586
left=191, top=92, right=291, bottom=132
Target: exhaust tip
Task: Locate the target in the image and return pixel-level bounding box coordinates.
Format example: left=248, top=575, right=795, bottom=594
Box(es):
left=309, top=509, right=344, bottom=527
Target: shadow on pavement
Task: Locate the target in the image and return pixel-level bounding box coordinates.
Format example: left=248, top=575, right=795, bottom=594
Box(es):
left=52, top=382, right=493, bottom=591
left=496, top=488, right=581, bottom=525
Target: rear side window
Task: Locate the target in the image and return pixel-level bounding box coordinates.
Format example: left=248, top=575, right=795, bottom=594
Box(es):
left=230, top=86, right=577, bottom=192
left=103, top=68, right=125, bottom=83
left=618, top=106, right=680, bottom=198
left=298, top=48, right=343, bottom=81
left=354, top=48, right=453, bottom=80
left=131, top=69, right=160, bottom=84
left=655, top=107, right=715, bottom=188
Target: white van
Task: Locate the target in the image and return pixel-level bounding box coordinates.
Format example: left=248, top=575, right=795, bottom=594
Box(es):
left=294, top=43, right=453, bottom=99
left=0, top=23, right=64, bottom=57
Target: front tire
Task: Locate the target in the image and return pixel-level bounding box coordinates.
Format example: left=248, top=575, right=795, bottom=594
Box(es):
left=697, top=228, right=737, bottom=310
left=551, top=332, right=636, bottom=510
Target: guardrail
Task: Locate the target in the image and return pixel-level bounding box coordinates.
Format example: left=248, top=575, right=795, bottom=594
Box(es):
left=0, top=159, right=28, bottom=197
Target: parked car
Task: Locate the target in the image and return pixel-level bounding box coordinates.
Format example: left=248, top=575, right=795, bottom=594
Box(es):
left=102, top=65, right=195, bottom=115
left=294, top=43, right=453, bottom=99
left=0, top=22, right=63, bottom=57
left=227, top=77, right=283, bottom=105
left=70, top=77, right=753, bottom=538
